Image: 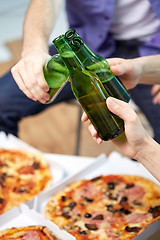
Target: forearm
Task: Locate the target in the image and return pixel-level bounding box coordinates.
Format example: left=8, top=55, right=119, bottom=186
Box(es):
left=22, top=0, right=62, bottom=55
left=135, top=136, right=160, bottom=182
left=133, top=55, right=160, bottom=85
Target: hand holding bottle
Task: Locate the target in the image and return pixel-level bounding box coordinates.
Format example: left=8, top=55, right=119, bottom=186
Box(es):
left=82, top=97, right=151, bottom=158
left=82, top=97, right=160, bottom=182
left=106, top=58, right=141, bottom=90
left=107, top=55, right=160, bottom=89
left=11, top=48, right=51, bottom=103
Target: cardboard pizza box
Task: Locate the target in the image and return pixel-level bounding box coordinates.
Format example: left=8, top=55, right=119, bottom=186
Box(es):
left=0, top=204, right=75, bottom=240
left=33, top=152, right=160, bottom=240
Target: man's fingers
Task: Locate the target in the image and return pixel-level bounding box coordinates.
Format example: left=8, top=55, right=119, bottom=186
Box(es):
left=153, top=93, right=160, bottom=105
left=106, top=97, right=137, bottom=123
left=24, top=64, right=50, bottom=101
left=11, top=67, right=36, bottom=101
left=151, top=84, right=160, bottom=96
left=107, top=58, right=125, bottom=66
left=81, top=112, right=88, bottom=122
left=88, top=123, right=98, bottom=137
left=111, top=62, right=133, bottom=77
left=88, top=123, right=103, bottom=144
left=107, top=58, right=128, bottom=76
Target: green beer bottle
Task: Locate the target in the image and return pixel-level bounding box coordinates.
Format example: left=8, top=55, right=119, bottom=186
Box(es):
left=65, top=31, right=130, bottom=102
left=43, top=54, right=69, bottom=104
left=53, top=35, right=124, bottom=141
left=43, top=29, right=79, bottom=104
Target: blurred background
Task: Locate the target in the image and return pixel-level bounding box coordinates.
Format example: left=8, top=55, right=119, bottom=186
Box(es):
left=0, top=0, right=152, bottom=157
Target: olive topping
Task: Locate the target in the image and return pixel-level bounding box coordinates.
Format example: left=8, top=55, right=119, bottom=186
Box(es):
left=69, top=202, right=77, bottom=208
left=107, top=192, right=118, bottom=200
left=85, top=223, right=98, bottom=231
left=148, top=206, right=160, bottom=218
left=62, top=212, right=71, bottom=219
left=84, top=213, right=92, bottom=218
left=0, top=173, right=7, bottom=187
left=119, top=208, right=131, bottom=215
left=61, top=196, right=66, bottom=202
left=120, top=196, right=128, bottom=207
left=85, top=197, right=93, bottom=202
left=133, top=200, right=143, bottom=206
left=18, top=188, right=28, bottom=193
left=79, top=230, right=87, bottom=235
left=148, top=207, right=153, bottom=213
left=93, top=214, right=104, bottom=220
left=125, top=226, right=141, bottom=233
left=0, top=198, right=4, bottom=204
left=108, top=182, right=115, bottom=190
left=125, top=183, right=135, bottom=189
left=121, top=196, right=128, bottom=202
left=32, top=161, right=40, bottom=169
left=106, top=204, right=117, bottom=213
left=0, top=173, right=7, bottom=182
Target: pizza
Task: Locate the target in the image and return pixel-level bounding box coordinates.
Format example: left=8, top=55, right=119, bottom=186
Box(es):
left=45, top=174, right=160, bottom=240
left=0, top=225, right=59, bottom=239
left=0, top=149, right=52, bottom=215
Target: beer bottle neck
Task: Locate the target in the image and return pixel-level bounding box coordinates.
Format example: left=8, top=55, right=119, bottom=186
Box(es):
left=53, top=35, right=84, bottom=72
left=65, top=29, right=79, bottom=42
left=70, top=37, right=102, bottom=66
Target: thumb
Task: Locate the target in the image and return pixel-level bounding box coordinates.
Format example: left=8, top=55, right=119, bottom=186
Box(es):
left=110, top=61, right=131, bottom=76
left=106, top=97, right=136, bottom=123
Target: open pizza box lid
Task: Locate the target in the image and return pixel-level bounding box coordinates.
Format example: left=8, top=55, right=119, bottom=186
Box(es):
left=0, top=204, right=75, bottom=240
left=33, top=152, right=160, bottom=240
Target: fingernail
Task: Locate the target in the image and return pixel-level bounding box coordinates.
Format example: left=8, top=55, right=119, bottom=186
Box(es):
left=108, top=97, right=115, bottom=105
left=44, top=87, right=49, bottom=92
left=40, top=99, right=46, bottom=104
left=45, top=96, right=50, bottom=100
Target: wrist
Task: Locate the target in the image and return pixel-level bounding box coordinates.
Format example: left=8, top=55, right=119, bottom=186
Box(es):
left=22, top=39, right=49, bottom=57
left=135, top=134, right=160, bottom=165
left=134, top=135, right=160, bottom=182
left=131, top=58, right=143, bottom=84
left=132, top=55, right=160, bottom=85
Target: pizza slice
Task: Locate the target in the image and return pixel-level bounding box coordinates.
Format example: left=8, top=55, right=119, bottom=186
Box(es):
left=0, top=149, right=52, bottom=214
left=45, top=175, right=160, bottom=240
left=0, top=225, right=59, bottom=240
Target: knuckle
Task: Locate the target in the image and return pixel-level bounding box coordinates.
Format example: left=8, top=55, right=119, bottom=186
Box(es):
left=39, top=81, right=48, bottom=90
left=128, top=113, right=138, bottom=124
left=25, top=82, right=33, bottom=89
left=11, top=65, right=18, bottom=76
left=23, top=58, right=30, bottom=66
left=24, top=90, right=33, bottom=99
left=30, top=79, right=37, bottom=87
left=11, top=66, right=15, bottom=73
left=34, top=68, right=41, bottom=79
left=18, top=84, right=25, bottom=92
